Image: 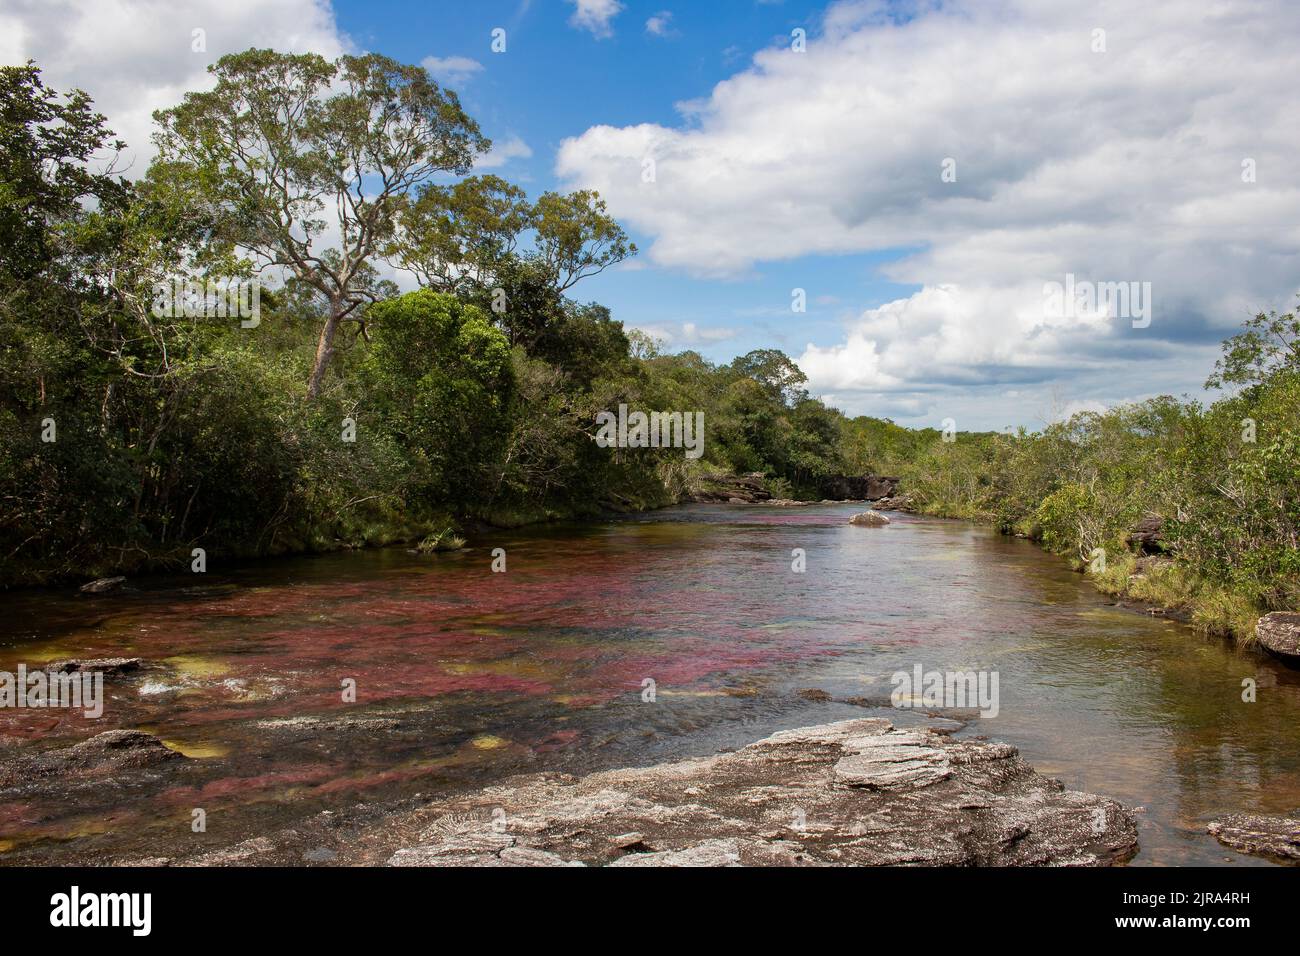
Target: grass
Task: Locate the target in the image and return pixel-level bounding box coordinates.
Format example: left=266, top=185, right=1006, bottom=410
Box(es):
left=1082, top=547, right=1261, bottom=643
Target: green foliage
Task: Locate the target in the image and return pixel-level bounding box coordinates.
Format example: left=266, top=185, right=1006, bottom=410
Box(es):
left=359, top=290, right=514, bottom=506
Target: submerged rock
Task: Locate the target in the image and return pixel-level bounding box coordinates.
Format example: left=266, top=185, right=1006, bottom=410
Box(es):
left=79, top=576, right=126, bottom=594
left=1208, top=813, right=1300, bottom=861
left=849, top=510, right=890, bottom=527
left=48, top=657, right=142, bottom=677
left=1255, top=612, right=1300, bottom=662
left=380, top=718, right=1137, bottom=867
left=0, top=730, right=184, bottom=787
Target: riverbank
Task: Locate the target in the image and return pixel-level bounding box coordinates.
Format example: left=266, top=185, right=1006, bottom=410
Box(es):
left=870, top=493, right=1266, bottom=646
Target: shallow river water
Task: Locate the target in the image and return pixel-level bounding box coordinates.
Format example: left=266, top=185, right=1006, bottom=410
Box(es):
left=2, top=503, right=1298, bottom=865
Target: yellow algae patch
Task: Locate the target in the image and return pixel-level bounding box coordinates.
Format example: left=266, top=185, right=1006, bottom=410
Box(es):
left=470, top=734, right=509, bottom=750
left=0, top=839, right=15, bottom=853
left=158, top=738, right=229, bottom=759
left=138, top=726, right=227, bottom=758
left=163, top=655, right=231, bottom=678
left=64, top=819, right=115, bottom=839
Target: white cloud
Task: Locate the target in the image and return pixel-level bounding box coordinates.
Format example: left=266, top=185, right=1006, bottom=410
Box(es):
left=567, top=0, right=623, bottom=39
left=645, top=11, right=676, bottom=38
left=421, top=55, right=483, bottom=86
left=557, top=0, right=1300, bottom=424
left=632, top=321, right=737, bottom=347
left=0, top=0, right=350, bottom=176
left=474, top=134, right=533, bottom=170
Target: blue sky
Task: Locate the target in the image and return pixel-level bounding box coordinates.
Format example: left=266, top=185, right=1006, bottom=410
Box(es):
left=331, top=0, right=920, bottom=371
left=7, top=0, right=1297, bottom=429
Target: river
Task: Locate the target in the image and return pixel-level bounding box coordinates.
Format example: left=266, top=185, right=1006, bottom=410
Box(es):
left=1, top=503, right=1297, bottom=865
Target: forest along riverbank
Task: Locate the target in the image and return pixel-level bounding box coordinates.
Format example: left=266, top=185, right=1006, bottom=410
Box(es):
left=0, top=503, right=1297, bottom=866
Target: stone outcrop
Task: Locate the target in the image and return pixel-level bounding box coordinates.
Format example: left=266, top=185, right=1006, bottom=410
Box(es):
left=819, top=475, right=899, bottom=501
left=379, top=718, right=1137, bottom=867
left=1255, top=612, right=1300, bottom=663
left=1126, top=516, right=1166, bottom=554
left=689, top=473, right=771, bottom=503
left=1208, top=813, right=1300, bottom=861
left=873, top=493, right=916, bottom=513
left=849, top=510, right=890, bottom=527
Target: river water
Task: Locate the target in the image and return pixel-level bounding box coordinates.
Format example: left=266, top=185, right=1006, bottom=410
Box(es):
left=1, top=503, right=1297, bottom=865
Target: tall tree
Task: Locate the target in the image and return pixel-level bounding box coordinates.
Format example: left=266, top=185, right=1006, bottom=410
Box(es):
left=390, top=176, right=636, bottom=347
left=150, top=49, right=488, bottom=397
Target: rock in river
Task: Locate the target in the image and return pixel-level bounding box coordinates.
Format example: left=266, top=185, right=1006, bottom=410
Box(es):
left=48, top=657, right=143, bottom=677
left=1208, top=813, right=1300, bottom=862
left=79, top=576, right=126, bottom=594
left=849, top=510, right=890, bottom=527
left=1255, top=612, right=1300, bottom=663
left=381, top=718, right=1137, bottom=867
left=0, top=730, right=184, bottom=788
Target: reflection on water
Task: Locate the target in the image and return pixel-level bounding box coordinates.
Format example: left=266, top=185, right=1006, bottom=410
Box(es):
left=1, top=503, right=1297, bottom=864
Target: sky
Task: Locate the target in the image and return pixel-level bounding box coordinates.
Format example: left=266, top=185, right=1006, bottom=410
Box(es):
left=3, top=0, right=1298, bottom=430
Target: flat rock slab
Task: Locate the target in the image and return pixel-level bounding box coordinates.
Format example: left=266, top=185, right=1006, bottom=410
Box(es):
left=378, top=718, right=1137, bottom=867
left=1208, top=813, right=1300, bottom=862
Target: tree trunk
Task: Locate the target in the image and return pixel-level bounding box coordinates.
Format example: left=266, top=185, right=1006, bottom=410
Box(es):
left=307, top=307, right=342, bottom=399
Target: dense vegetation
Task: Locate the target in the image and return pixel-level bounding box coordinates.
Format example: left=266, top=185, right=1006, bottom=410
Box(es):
left=1, top=56, right=1295, bottom=643
left=0, top=56, right=850, bottom=585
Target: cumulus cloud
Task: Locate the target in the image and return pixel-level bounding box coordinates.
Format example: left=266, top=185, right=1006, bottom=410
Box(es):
left=567, top=0, right=623, bottom=39
left=0, top=0, right=350, bottom=175
left=421, top=55, right=483, bottom=86
left=557, top=0, right=1300, bottom=424
left=645, top=11, right=676, bottom=38
left=474, top=134, right=533, bottom=170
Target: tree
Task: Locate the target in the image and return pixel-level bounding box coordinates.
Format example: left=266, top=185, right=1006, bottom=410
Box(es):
left=1206, top=303, right=1300, bottom=390
left=392, top=176, right=636, bottom=347
left=150, top=49, right=489, bottom=397
left=360, top=290, right=514, bottom=501
left=389, top=174, right=531, bottom=294
left=730, top=349, right=808, bottom=406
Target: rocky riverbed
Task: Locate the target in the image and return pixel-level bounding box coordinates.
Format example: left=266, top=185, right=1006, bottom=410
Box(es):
left=74, top=717, right=1141, bottom=867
